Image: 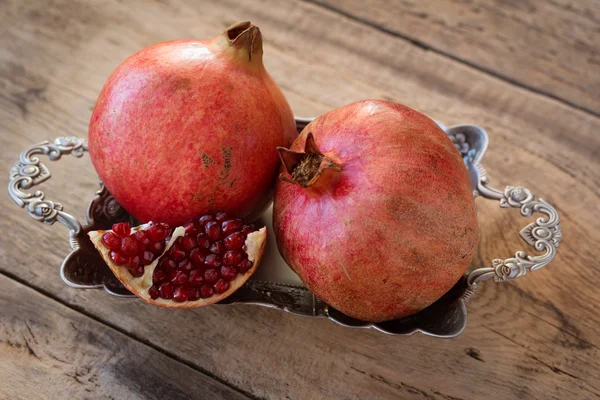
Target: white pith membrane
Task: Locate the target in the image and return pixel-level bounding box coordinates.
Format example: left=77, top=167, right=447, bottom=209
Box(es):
left=88, top=223, right=267, bottom=308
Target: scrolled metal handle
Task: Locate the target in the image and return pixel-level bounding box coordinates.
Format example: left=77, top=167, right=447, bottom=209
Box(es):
left=8, top=137, right=87, bottom=237
left=467, top=183, right=562, bottom=286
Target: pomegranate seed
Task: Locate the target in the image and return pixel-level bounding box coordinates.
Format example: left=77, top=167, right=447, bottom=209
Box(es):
left=205, top=221, right=222, bottom=241
left=141, top=250, right=155, bottom=265
left=148, top=240, right=166, bottom=255
left=210, top=241, right=225, bottom=255
left=242, top=244, right=247, bottom=252
left=183, top=221, right=199, bottom=236
left=133, top=230, right=151, bottom=248
left=223, top=232, right=244, bottom=250
left=171, top=270, right=189, bottom=285
left=181, top=235, right=197, bottom=252
left=189, top=270, right=205, bottom=287
left=121, top=236, right=139, bottom=256
left=190, top=248, right=209, bottom=267
left=160, top=258, right=176, bottom=271
left=172, top=286, right=189, bottom=303
left=159, top=283, right=174, bottom=299
left=241, top=225, right=255, bottom=236
left=198, top=215, right=214, bottom=226
left=102, top=232, right=122, bottom=250
left=238, top=259, right=253, bottom=273
left=223, top=250, right=244, bottom=266
left=129, top=265, right=144, bottom=277
left=215, top=212, right=228, bottom=222
left=147, top=224, right=168, bottom=242
left=126, top=255, right=140, bottom=269
left=109, top=250, right=127, bottom=266
left=187, top=287, right=201, bottom=301
left=153, top=268, right=168, bottom=283
left=178, top=259, right=192, bottom=271
left=204, top=269, right=219, bottom=285
left=214, top=279, right=230, bottom=294
left=112, top=222, right=131, bottom=238
left=220, top=265, right=237, bottom=281
left=148, top=285, right=159, bottom=299
left=200, top=285, right=214, bottom=298
left=197, top=235, right=210, bottom=249
left=204, top=254, right=222, bottom=268
left=222, top=219, right=243, bottom=235
left=170, top=244, right=186, bottom=261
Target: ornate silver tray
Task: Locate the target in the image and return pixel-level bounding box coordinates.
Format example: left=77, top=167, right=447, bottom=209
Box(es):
left=8, top=118, right=562, bottom=337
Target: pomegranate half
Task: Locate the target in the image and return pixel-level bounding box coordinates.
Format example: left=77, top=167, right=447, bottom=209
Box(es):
left=89, top=213, right=266, bottom=307
left=88, top=22, right=297, bottom=226
left=273, top=100, right=479, bottom=322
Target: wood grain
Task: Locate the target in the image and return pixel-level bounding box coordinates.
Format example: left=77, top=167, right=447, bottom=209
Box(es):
left=1, top=0, right=599, bottom=399
left=313, top=0, right=600, bottom=116
left=0, top=274, right=250, bottom=400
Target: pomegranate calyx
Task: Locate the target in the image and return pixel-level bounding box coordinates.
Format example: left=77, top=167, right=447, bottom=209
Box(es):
left=224, top=21, right=262, bottom=62
left=277, top=133, right=342, bottom=188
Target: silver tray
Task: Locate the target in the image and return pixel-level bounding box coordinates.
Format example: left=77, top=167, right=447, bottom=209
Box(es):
left=8, top=118, right=562, bottom=337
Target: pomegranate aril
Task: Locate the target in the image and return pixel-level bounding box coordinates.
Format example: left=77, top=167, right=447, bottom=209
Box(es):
left=133, top=230, right=151, bottom=248
left=205, top=221, right=222, bottom=241
left=189, top=270, right=205, bottom=287
left=224, top=232, right=244, bottom=250
left=200, top=285, right=214, bottom=298
left=190, top=248, right=209, bottom=267
left=149, top=285, right=159, bottom=299
left=183, top=221, right=200, bottom=236
left=181, top=235, right=197, bottom=251
left=126, top=255, right=141, bottom=269
left=141, top=251, right=155, bottom=266
left=129, top=265, right=144, bottom=277
left=220, top=265, right=237, bottom=281
left=112, top=222, right=131, bottom=238
left=171, top=270, right=189, bottom=285
left=241, top=225, right=255, bottom=236
left=210, top=241, right=225, bottom=255
left=153, top=268, right=168, bottom=283
left=159, top=283, right=174, bottom=299
left=147, top=224, right=168, bottom=242
left=198, top=215, right=214, bottom=226
left=148, top=240, right=166, bottom=255
left=204, top=254, right=222, bottom=268
left=110, top=250, right=127, bottom=266
left=178, top=259, right=192, bottom=271
left=102, top=232, right=122, bottom=250
left=197, top=235, right=210, bottom=249
left=215, top=212, right=228, bottom=222
left=188, top=288, right=201, bottom=301
left=172, top=286, right=189, bottom=303
left=238, top=259, right=253, bottom=273
left=204, top=269, right=219, bottom=285
left=160, top=258, right=176, bottom=271
left=223, top=250, right=244, bottom=266
left=214, top=279, right=230, bottom=294
left=170, top=244, right=186, bottom=261
left=222, top=219, right=243, bottom=235
left=121, top=236, right=139, bottom=256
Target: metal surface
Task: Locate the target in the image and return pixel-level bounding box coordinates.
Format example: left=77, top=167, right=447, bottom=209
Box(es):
left=8, top=118, right=562, bottom=337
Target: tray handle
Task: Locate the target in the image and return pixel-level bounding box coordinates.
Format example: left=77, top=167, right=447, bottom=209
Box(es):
left=8, top=137, right=87, bottom=239
left=467, top=177, right=562, bottom=286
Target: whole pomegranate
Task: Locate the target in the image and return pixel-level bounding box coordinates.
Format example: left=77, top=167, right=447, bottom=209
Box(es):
left=89, top=22, right=296, bottom=226
left=273, top=100, right=479, bottom=322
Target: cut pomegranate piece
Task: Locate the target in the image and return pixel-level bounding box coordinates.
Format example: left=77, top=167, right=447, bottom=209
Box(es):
left=88, top=213, right=266, bottom=308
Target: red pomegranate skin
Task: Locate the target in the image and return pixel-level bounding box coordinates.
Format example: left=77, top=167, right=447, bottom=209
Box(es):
left=273, top=100, right=479, bottom=322
left=89, top=23, right=297, bottom=226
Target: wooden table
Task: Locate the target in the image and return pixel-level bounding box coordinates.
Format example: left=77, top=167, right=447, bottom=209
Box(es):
left=2, top=1, right=599, bottom=399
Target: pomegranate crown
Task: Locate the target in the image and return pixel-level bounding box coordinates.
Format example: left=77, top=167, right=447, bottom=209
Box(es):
left=224, top=21, right=263, bottom=62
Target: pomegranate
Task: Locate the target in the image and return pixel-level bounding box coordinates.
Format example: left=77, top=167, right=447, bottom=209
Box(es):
left=88, top=213, right=267, bottom=307
left=88, top=21, right=296, bottom=226
left=273, top=100, right=479, bottom=322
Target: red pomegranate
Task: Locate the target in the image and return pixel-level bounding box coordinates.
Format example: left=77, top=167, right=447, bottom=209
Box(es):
left=88, top=22, right=296, bottom=226
left=89, top=213, right=266, bottom=307
left=273, top=100, right=479, bottom=322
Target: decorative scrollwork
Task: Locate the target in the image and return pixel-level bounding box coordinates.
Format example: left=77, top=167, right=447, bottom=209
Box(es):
left=448, top=131, right=477, bottom=166
left=8, top=137, right=87, bottom=231
left=468, top=185, right=562, bottom=285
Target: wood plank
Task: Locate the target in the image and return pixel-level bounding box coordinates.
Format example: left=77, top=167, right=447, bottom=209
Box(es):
left=312, top=0, right=600, bottom=116
left=1, top=0, right=599, bottom=399
left=0, top=274, right=250, bottom=400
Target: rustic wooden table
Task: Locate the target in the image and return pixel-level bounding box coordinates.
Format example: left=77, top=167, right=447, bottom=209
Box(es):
left=2, top=1, right=599, bottom=399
